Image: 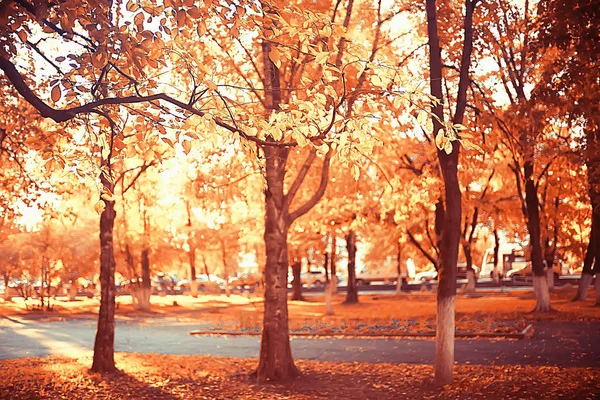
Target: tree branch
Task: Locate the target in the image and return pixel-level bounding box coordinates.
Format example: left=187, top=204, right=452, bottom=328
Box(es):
left=288, top=149, right=333, bottom=222
left=285, top=148, right=317, bottom=209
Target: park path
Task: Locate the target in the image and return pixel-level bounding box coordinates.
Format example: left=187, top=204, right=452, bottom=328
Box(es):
left=0, top=317, right=598, bottom=367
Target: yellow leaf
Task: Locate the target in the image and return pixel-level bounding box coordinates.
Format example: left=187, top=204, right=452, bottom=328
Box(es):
left=94, top=200, right=106, bottom=214
left=370, top=75, right=385, bottom=88
left=417, top=110, right=427, bottom=126
left=51, top=85, right=61, bottom=102
left=425, top=118, right=434, bottom=134
left=444, top=140, right=453, bottom=155
left=206, top=81, right=217, bottom=91
left=351, top=164, right=360, bottom=180
left=182, top=140, right=191, bottom=155
left=269, top=47, right=281, bottom=69
left=101, top=192, right=115, bottom=202
left=435, top=129, right=445, bottom=149
left=314, top=52, right=329, bottom=65
left=196, top=20, right=206, bottom=36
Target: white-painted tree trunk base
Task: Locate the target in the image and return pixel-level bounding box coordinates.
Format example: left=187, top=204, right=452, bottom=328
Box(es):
left=465, top=270, right=476, bottom=294
left=573, top=273, right=594, bottom=301
left=132, top=287, right=151, bottom=311
left=533, top=275, right=552, bottom=312
left=190, top=280, right=199, bottom=297
left=68, top=284, right=78, bottom=301
left=331, top=274, right=338, bottom=295
left=325, top=282, right=334, bottom=315
left=396, top=279, right=402, bottom=295
left=493, top=267, right=500, bottom=285
left=435, top=296, right=455, bottom=385
left=546, top=268, right=555, bottom=290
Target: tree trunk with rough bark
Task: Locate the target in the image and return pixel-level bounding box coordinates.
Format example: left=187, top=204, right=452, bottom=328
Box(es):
left=427, top=0, right=476, bottom=385
left=134, top=248, right=151, bottom=311
left=291, top=258, right=304, bottom=301
left=330, top=233, right=338, bottom=293
left=524, top=158, right=551, bottom=312
left=575, top=127, right=600, bottom=301
left=255, top=146, right=299, bottom=381
left=396, top=240, right=403, bottom=295
left=493, top=228, right=501, bottom=283
left=188, top=247, right=198, bottom=297
left=463, top=242, right=476, bottom=293
left=91, top=174, right=117, bottom=373
left=345, top=230, right=358, bottom=304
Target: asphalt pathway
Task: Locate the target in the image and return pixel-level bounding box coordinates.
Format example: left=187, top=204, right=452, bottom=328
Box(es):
left=0, top=317, right=598, bottom=367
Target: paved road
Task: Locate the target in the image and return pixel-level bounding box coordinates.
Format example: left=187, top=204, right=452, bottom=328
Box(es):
left=0, top=317, right=598, bottom=367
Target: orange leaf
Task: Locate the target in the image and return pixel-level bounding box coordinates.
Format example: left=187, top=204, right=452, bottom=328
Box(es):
left=51, top=85, right=61, bottom=102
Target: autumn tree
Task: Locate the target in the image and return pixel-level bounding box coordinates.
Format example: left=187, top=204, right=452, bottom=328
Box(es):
left=536, top=0, right=600, bottom=302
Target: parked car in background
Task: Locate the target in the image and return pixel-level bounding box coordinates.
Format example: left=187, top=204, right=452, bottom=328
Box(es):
left=506, top=259, right=567, bottom=283
left=152, top=273, right=177, bottom=294
left=456, top=263, right=480, bottom=280
left=356, top=262, right=399, bottom=285
left=175, top=274, right=225, bottom=294
left=414, top=268, right=437, bottom=282
left=228, top=272, right=262, bottom=290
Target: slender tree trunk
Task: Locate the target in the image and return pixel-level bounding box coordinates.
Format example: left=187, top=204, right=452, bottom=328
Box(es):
left=427, top=0, right=475, bottom=385
left=188, top=247, right=198, bottom=297
left=291, top=258, right=304, bottom=301
left=524, top=158, right=551, bottom=312
left=3, top=272, right=10, bottom=301
left=575, top=127, right=600, bottom=301
left=330, top=232, right=337, bottom=293
left=344, top=230, right=358, bottom=304
left=323, top=251, right=330, bottom=282
left=255, top=146, right=299, bottom=381
left=91, top=174, right=117, bottom=373
left=493, top=228, right=501, bottom=283
left=221, top=240, right=230, bottom=297
left=463, top=242, right=476, bottom=293
left=135, top=248, right=151, bottom=311
left=573, top=223, right=596, bottom=301
left=396, top=240, right=403, bottom=294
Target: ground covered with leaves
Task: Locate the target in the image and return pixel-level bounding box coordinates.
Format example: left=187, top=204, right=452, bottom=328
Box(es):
left=0, top=353, right=597, bottom=400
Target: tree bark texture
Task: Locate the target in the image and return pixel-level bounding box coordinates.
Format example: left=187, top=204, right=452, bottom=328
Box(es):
left=396, top=240, right=403, bottom=294
left=345, top=230, right=358, bottom=304
left=91, top=178, right=117, bottom=373
left=427, top=0, right=476, bottom=385
left=330, top=233, right=338, bottom=293
left=493, top=228, right=501, bottom=283
left=574, top=126, right=600, bottom=300
left=255, top=146, right=299, bottom=381
left=524, top=158, right=551, bottom=312
left=291, top=259, right=304, bottom=301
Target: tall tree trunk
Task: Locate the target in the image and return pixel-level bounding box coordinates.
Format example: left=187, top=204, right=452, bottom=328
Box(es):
left=493, top=228, right=501, bottom=283
left=573, top=224, right=596, bottom=301
left=255, top=146, right=299, bottom=381
left=330, top=232, right=337, bottom=293
left=462, top=241, right=476, bottom=293
left=396, top=239, right=403, bottom=294
left=524, top=158, right=551, bottom=312
left=344, top=230, right=358, bottom=304
left=323, top=251, right=330, bottom=283
left=221, top=240, right=230, bottom=297
left=3, top=272, right=10, bottom=301
left=291, top=258, right=304, bottom=301
left=134, top=248, right=151, bottom=311
left=427, top=0, right=475, bottom=385
left=575, top=126, right=600, bottom=301
left=188, top=247, right=198, bottom=297
left=91, top=172, right=117, bottom=373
